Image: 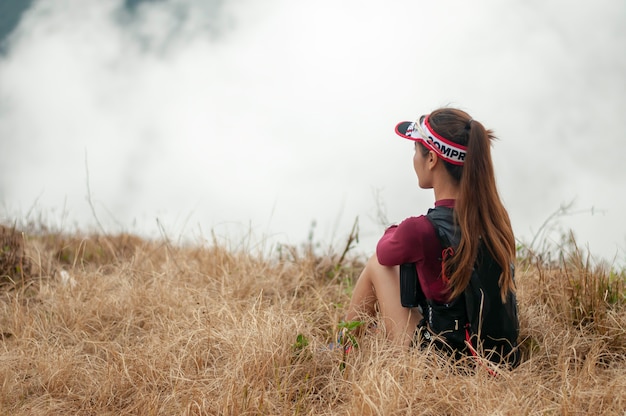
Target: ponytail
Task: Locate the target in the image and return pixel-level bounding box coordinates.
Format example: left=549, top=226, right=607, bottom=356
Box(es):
left=428, top=109, right=516, bottom=302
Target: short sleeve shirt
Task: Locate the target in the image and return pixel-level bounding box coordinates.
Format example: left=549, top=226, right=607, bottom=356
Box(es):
left=375, top=199, right=455, bottom=303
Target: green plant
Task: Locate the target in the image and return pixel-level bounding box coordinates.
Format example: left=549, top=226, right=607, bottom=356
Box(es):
left=292, top=333, right=309, bottom=357
left=336, top=320, right=364, bottom=371
left=337, top=320, right=364, bottom=348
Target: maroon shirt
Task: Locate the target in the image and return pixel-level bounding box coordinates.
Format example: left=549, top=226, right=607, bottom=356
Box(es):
left=376, top=199, right=454, bottom=304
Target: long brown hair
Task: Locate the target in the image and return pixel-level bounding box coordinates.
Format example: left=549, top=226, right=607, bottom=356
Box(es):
left=421, top=108, right=516, bottom=302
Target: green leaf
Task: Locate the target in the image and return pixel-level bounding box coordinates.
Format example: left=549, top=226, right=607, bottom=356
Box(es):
left=337, top=320, right=364, bottom=331
left=293, top=333, right=309, bottom=352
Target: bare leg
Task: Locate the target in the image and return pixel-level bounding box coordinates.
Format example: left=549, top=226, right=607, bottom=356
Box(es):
left=345, top=254, right=422, bottom=347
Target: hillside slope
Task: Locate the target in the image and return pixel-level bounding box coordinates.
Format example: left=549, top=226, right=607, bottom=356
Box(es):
left=1, top=225, right=625, bottom=414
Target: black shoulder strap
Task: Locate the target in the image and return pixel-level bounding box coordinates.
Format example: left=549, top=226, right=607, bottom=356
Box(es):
left=425, top=206, right=459, bottom=249
left=425, top=205, right=469, bottom=306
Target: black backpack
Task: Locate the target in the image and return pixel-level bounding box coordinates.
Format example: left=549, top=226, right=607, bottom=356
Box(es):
left=419, top=206, right=520, bottom=367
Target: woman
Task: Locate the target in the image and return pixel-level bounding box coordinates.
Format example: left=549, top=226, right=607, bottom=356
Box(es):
left=343, top=107, right=519, bottom=365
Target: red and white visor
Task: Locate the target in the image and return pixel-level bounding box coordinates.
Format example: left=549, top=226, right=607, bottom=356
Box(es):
left=395, top=115, right=467, bottom=165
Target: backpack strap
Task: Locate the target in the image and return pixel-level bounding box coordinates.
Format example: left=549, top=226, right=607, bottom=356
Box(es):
left=425, top=206, right=458, bottom=283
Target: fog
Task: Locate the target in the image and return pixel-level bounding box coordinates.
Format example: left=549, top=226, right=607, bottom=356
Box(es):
left=1, top=0, right=625, bottom=263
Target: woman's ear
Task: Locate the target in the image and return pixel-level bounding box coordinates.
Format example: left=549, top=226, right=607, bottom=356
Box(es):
left=427, top=151, right=439, bottom=171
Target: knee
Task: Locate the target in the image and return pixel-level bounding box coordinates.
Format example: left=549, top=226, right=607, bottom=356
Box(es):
left=366, top=253, right=382, bottom=268
left=354, top=254, right=380, bottom=285
left=358, top=254, right=381, bottom=279
left=363, top=254, right=397, bottom=281
left=366, top=253, right=395, bottom=274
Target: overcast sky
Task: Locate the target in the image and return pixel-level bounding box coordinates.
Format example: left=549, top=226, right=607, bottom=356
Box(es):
left=1, top=0, right=625, bottom=264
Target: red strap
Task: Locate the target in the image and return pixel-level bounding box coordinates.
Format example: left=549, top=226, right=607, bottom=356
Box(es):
left=465, top=327, right=498, bottom=377
left=441, top=247, right=455, bottom=285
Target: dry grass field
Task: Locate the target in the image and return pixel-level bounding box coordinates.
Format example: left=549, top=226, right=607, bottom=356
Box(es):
left=1, top=223, right=625, bottom=415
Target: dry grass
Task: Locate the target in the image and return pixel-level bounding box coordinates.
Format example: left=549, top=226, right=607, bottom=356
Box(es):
left=0, top=225, right=625, bottom=415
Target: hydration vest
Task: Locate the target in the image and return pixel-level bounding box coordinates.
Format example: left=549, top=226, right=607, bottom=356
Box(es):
left=423, top=205, right=520, bottom=367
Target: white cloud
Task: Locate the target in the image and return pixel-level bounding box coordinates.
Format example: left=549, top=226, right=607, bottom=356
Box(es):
left=0, top=0, right=625, bottom=262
